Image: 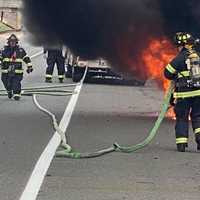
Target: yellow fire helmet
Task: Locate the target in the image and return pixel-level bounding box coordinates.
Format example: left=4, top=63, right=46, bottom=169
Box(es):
left=174, top=32, right=195, bottom=46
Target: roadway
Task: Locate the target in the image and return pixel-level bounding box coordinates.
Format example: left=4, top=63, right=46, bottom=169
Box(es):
left=0, top=32, right=200, bottom=200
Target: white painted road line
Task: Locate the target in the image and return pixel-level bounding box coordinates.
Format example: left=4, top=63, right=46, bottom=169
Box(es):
left=19, top=133, right=61, bottom=200
left=19, top=61, right=85, bottom=200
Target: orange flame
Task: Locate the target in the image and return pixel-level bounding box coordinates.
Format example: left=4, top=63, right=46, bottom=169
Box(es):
left=142, top=38, right=177, bottom=119
left=117, top=36, right=177, bottom=119
left=142, top=38, right=177, bottom=90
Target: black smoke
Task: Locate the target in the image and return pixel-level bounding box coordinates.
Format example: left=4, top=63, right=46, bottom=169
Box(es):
left=160, top=0, right=200, bottom=38
left=22, top=0, right=200, bottom=79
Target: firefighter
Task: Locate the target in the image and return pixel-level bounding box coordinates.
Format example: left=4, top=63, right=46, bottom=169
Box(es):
left=0, top=34, right=33, bottom=100
left=164, top=32, right=200, bottom=152
left=43, top=46, right=66, bottom=83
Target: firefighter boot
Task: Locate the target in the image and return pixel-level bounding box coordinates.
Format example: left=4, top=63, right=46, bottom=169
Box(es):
left=177, top=143, right=187, bottom=152
left=7, top=91, right=13, bottom=99
left=14, top=95, right=20, bottom=101
left=59, top=78, right=63, bottom=83
left=45, top=78, right=52, bottom=83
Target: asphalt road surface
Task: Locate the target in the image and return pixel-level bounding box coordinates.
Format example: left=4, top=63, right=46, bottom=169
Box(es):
left=0, top=32, right=200, bottom=200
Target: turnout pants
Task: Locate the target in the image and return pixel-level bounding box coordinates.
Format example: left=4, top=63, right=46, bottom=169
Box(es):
left=46, top=56, right=65, bottom=80
left=174, top=97, right=200, bottom=145
left=1, top=73, right=23, bottom=96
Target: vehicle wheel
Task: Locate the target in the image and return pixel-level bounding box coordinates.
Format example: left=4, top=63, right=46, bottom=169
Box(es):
left=72, top=66, right=85, bottom=82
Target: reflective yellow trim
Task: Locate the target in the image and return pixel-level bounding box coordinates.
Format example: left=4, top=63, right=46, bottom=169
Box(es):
left=195, top=128, right=200, bottom=134
left=27, top=63, right=32, bottom=67
left=178, top=71, right=190, bottom=78
left=15, top=59, right=23, bottom=62
left=58, top=75, right=64, bottom=78
left=176, top=138, right=188, bottom=144
left=174, top=89, right=200, bottom=98
left=1, top=69, right=8, bottom=73
left=166, top=64, right=176, bottom=74
left=13, top=94, right=21, bottom=97
left=1, top=69, right=23, bottom=73
left=3, top=58, right=10, bottom=62
left=46, top=74, right=53, bottom=78
left=15, top=69, right=24, bottom=74
left=2, top=58, right=23, bottom=63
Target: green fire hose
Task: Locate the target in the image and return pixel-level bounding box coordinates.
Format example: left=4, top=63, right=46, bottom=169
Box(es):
left=114, top=82, right=174, bottom=153
left=0, top=78, right=174, bottom=159
left=55, top=82, right=174, bottom=158
left=0, top=84, right=76, bottom=97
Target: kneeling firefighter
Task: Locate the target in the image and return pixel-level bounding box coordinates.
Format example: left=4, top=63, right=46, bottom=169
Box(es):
left=164, top=32, right=200, bottom=152
left=0, top=34, right=33, bottom=100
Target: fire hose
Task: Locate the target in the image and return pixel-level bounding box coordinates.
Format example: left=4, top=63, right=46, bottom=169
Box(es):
left=55, top=81, right=174, bottom=158
left=0, top=84, right=76, bottom=97
left=114, top=82, right=174, bottom=153
left=0, top=70, right=174, bottom=158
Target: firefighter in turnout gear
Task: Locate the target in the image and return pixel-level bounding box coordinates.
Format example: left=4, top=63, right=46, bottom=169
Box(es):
left=0, top=34, right=33, bottom=100
left=164, top=32, right=200, bottom=152
left=44, top=46, right=66, bottom=83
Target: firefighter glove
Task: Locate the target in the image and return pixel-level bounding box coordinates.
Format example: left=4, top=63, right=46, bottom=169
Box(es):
left=26, top=67, right=33, bottom=74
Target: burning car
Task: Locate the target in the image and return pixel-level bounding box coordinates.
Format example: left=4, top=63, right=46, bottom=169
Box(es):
left=65, top=54, right=146, bottom=85
left=65, top=54, right=120, bottom=82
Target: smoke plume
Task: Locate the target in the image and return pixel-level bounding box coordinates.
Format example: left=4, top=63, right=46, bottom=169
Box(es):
left=22, top=0, right=200, bottom=80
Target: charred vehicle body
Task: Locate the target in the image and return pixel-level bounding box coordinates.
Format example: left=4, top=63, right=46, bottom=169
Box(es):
left=65, top=54, right=145, bottom=85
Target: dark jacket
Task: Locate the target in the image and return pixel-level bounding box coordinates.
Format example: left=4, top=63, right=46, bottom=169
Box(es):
left=0, top=45, right=32, bottom=74
left=164, top=47, right=200, bottom=98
